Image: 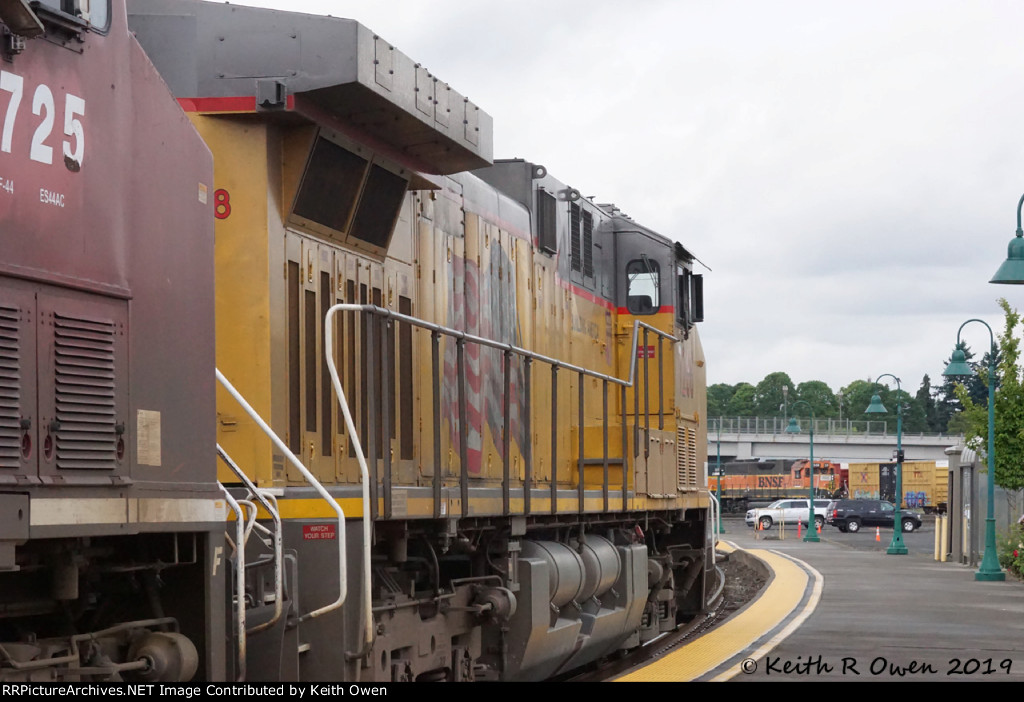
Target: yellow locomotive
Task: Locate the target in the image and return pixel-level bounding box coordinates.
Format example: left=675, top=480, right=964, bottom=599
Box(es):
left=131, top=0, right=711, bottom=682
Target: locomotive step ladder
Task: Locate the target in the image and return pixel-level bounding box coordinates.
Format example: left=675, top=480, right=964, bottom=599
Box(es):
left=216, top=369, right=367, bottom=680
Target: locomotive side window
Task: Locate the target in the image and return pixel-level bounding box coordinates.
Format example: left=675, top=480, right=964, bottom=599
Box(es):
left=32, top=1, right=110, bottom=32
left=626, top=259, right=659, bottom=315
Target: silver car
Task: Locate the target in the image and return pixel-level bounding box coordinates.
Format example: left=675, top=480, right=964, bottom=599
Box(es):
left=746, top=498, right=833, bottom=531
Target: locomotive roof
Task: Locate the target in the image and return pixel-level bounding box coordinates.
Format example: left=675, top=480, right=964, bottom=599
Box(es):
left=473, top=158, right=704, bottom=263
left=127, top=0, right=493, bottom=174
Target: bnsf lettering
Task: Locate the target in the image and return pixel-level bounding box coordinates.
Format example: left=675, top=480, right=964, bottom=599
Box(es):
left=758, top=476, right=785, bottom=488
left=0, top=71, right=85, bottom=166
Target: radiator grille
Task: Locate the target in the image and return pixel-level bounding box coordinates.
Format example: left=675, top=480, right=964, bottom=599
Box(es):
left=570, top=203, right=581, bottom=272
left=676, top=423, right=698, bottom=489
left=582, top=210, right=593, bottom=278
left=0, top=306, right=20, bottom=470
left=53, top=313, right=117, bottom=470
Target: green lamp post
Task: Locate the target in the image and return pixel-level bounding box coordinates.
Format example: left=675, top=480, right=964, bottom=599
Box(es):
left=785, top=400, right=819, bottom=542
left=943, top=323, right=1005, bottom=581
left=864, top=375, right=907, bottom=555
left=715, top=419, right=724, bottom=534
left=979, top=191, right=1023, bottom=578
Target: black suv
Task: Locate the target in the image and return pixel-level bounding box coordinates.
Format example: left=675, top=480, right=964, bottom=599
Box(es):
left=825, top=499, right=923, bottom=533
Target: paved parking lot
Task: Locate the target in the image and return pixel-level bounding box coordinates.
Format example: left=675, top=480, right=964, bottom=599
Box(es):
left=734, top=513, right=939, bottom=554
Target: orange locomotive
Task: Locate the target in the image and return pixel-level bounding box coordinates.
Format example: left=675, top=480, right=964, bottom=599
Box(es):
left=709, top=459, right=848, bottom=513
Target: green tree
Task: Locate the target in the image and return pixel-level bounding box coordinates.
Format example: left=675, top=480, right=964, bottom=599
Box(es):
left=842, top=379, right=880, bottom=424
left=901, top=385, right=929, bottom=434
left=725, top=382, right=756, bottom=416
left=953, top=299, right=1024, bottom=492
left=917, top=374, right=940, bottom=432
left=753, top=372, right=795, bottom=417
left=707, top=383, right=734, bottom=417
left=795, top=380, right=835, bottom=418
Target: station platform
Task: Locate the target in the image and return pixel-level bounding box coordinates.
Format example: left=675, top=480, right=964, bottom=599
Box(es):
left=616, top=518, right=1024, bottom=682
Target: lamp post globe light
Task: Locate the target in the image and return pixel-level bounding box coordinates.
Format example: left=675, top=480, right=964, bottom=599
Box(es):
left=864, top=375, right=907, bottom=555
left=943, top=322, right=1005, bottom=581
left=990, top=193, right=1024, bottom=284
left=785, top=400, right=819, bottom=542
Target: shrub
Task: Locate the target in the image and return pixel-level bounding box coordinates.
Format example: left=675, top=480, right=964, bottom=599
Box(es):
left=996, top=524, right=1024, bottom=578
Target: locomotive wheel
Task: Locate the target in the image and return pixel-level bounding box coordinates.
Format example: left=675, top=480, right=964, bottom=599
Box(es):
left=846, top=519, right=861, bottom=533
left=127, top=632, right=199, bottom=682
left=901, top=518, right=916, bottom=533
left=758, top=516, right=773, bottom=530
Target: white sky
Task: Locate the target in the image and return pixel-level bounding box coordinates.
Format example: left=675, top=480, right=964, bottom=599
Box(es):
left=234, top=0, right=1024, bottom=394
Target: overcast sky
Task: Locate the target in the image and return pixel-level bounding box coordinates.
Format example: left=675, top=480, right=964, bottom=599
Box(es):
left=235, top=0, right=1024, bottom=396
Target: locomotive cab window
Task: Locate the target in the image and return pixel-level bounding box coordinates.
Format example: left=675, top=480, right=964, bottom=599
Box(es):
left=31, top=0, right=110, bottom=32
left=626, top=259, right=659, bottom=315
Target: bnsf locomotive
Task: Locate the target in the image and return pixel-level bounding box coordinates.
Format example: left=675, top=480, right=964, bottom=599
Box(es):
left=710, top=459, right=847, bottom=513
left=0, top=0, right=714, bottom=682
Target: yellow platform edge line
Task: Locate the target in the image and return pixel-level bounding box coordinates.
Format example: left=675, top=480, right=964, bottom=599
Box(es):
left=615, top=547, right=812, bottom=683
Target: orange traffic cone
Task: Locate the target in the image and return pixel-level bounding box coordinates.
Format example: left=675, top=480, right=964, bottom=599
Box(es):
left=797, top=520, right=802, bottom=537
left=875, top=527, right=881, bottom=542
left=817, top=522, right=822, bottom=535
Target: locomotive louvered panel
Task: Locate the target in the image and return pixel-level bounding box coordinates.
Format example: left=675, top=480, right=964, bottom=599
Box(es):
left=570, top=203, right=581, bottom=272
left=53, top=313, right=117, bottom=470
left=0, top=306, right=21, bottom=469
left=582, top=210, right=593, bottom=278
left=676, top=424, right=698, bottom=489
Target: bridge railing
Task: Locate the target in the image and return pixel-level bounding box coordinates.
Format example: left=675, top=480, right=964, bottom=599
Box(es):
left=708, top=416, right=962, bottom=440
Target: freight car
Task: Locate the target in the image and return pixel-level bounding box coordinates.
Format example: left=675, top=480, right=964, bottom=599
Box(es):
left=847, top=461, right=948, bottom=513
left=709, top=459, right=847, bottom=512
left=0, top=0, right=221, bottom=682
left=0, top=0, right=716, bottom=683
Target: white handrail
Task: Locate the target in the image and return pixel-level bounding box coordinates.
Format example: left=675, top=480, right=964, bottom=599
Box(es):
left=219, top=484, right=247, bottom=682
left=323, top=305, right=374, bottom=653
left=708, top=492, right=720, bottom=549
left=216, top=369, right=347, bottom=622
left=216, top=445, right=284, bottom=635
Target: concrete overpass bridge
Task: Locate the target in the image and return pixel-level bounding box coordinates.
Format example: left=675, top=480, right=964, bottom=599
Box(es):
left=708, top=417, right=962, bottom=465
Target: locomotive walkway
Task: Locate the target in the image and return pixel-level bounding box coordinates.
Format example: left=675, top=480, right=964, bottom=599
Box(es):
left=616, top=517, right=1024, bottom=682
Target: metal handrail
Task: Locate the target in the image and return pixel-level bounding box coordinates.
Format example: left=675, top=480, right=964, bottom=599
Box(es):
left=708, top=416, right=962, bottom=439
left=219, top=483, right=247, bottom=682
left=216, top=369, right=348, bottom=623
left=217, top=445, right=284, bottom=635
left=331, top=304, right=676, bottom=388
left=323, top=306, right=375, bottom=653
left=325, top=304, right=682, bottom=525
